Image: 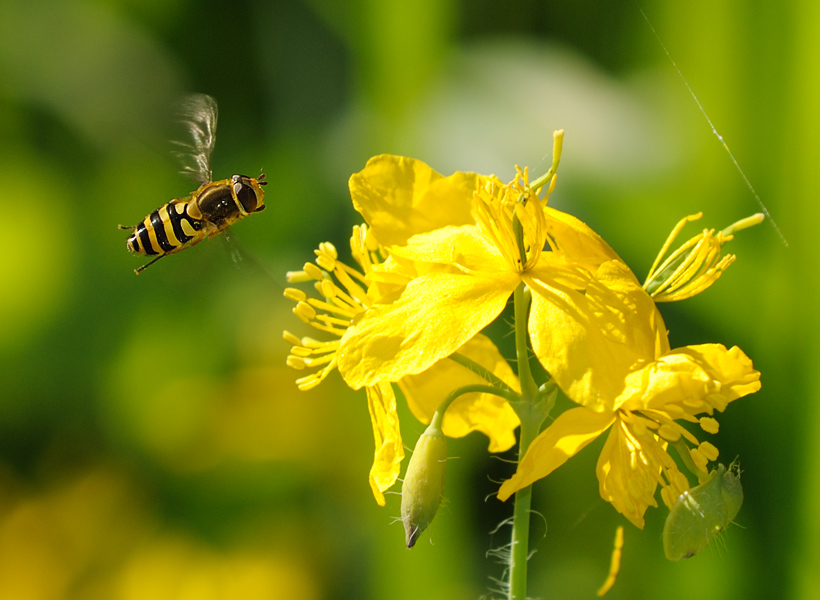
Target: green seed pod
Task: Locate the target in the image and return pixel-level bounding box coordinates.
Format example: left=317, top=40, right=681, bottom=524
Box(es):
left=663, top=463, right=743, bottom=561
left=401, top=420, right=447, bottom=548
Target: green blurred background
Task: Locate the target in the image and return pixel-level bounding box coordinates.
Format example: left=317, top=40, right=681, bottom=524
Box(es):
left=0, top=0, right=814, bottom=598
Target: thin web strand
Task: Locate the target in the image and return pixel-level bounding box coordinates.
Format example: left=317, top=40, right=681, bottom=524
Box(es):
left=635, top=1, right=788, bottom=247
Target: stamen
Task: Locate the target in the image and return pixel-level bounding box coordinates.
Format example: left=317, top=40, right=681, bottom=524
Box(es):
left=688, top=446, right=710, bottom=473
left=300, top=339, right=339, bottom=353
left=721, top=213, right=765, bottom=237
left=283, top=287, right=307, bottom=302
left=294, top=301, right=317, bottom=322
left=315, top=251, right=336, bottom=272
left=314, top=313, right=355, bottom=328
left=698, top=441, right=719, bottom=461
left=319, top=279, right=336, bottom=299
left=303, top=262, right=325, bottom=280
left=645, top=212, right=762, bottom=301
left=282, top=330, right=302, bottom=346
left=305, top=297, right=357, bottom=319
left=289, top=346, right=313, bottom=358
left=304, top=353, right=336, bottom=367
left=698, top=417, right=719, bottom=434
left=286, top=270, right=313, bottom=283
left=284, top=227, right=393, bottom=392
left=657, top=424, right=681, bottom=443
left=286, top=356, right=306, bottom=369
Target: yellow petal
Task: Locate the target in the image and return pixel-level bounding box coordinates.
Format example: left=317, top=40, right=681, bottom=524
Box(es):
left=527, top=260, right=667, bottom=412
left=678, top=344, right=762, bottom=401
left=387, top=225, right=509, bottom=274
left=338, top=271, right=518, bottom=389
left=367, top=383, right=405, bottom=506
left=498, top=407, right=615, bottom=501
left=349, top=155, right=479, bottom=247
left=624, top=343, right=761, bottom=414
left=543, top=206, right=620, bottom=268
left=398, top=333, right=521, bottom=452
left=596, top=421, right=662, bottom=529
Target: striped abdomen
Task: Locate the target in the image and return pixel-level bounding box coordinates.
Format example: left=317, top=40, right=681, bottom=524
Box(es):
left=126, top=199, right=205, bottom=256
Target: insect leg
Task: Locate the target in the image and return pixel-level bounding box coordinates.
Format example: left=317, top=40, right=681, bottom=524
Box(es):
left=134, top=254, right=168, bottom=275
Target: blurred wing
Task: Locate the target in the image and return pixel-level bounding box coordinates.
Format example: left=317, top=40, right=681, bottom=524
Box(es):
left=171, top=93, right=218, bottom=185
left=220, top=227, right=283, bottom=288
left=221, top=227, right=246, bottom=269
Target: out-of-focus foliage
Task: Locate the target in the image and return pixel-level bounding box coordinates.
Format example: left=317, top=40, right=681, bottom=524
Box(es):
left=0, top=0, right=813, bottom=598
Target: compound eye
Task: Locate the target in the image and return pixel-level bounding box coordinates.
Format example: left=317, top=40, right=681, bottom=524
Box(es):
left=234, top=181, right=259, bottom=212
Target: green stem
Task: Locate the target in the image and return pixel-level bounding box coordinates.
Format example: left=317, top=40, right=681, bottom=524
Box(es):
left=438, top=383, right=519, bottom=413
left=508, top=413, right=540, bottom=600
left=449, top=353, right=515, bottom=392
left=508, top=281, right=541, bottom=600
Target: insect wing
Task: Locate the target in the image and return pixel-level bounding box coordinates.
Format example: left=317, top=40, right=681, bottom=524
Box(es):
left=221, top=226, right=246, bottom=268
left=171, top=93, right=218, bottom=185
left=662, top=463, right=744, bottom=561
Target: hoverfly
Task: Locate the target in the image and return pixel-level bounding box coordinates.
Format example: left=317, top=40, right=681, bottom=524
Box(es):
left=120, top=94, right=267, bottom=274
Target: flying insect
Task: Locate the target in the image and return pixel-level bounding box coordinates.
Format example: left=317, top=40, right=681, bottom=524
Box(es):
left=120, top=94, right=267, bottom=274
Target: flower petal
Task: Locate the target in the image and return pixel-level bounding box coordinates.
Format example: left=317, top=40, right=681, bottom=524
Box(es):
left=543, top=206, right=620, bottom=268
left=367, top=383, right=405, bottom=506
left=398, top=333, right=521, bottom=452
left=387, top=225, right=509, bottom=274
left=596, top=420, right=662, bottom=529
left=349, top=155, right=479, bottom=247
left=338, top=272, right=518, bottom=388
left=497, top=407, right=615, bottom=501
left=623, top=343, right=761, bottom=413
left=527, top=259, right=668, bottom=412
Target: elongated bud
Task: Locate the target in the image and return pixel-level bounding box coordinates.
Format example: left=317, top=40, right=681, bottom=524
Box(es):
left=662, top=462, right=743, bottom=561
left=401, top=415, right=447, bottom=548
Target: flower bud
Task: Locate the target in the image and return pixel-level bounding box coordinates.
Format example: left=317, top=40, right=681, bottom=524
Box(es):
left=401, top=418, right=447, bottom=548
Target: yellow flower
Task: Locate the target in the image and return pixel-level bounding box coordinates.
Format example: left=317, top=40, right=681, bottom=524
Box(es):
left=284, top=225, right=519, bottom=505
left=644, top=212, right=764, bottom=302
left=498, top=259, right=761, bottom=527
left=337, top=133, right=623, bottom=390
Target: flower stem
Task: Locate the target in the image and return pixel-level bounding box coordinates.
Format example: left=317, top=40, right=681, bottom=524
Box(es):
left=508, top=413, right=540, bottom=600
left=508, top=282, right=541, bottom=600
left=449, top=353, right=515, bottom=392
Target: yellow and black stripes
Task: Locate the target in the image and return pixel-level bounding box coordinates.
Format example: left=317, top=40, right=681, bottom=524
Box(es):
left=122, top=174, right=266, bottom=274
left=127, top=201, right=204, bottom=256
